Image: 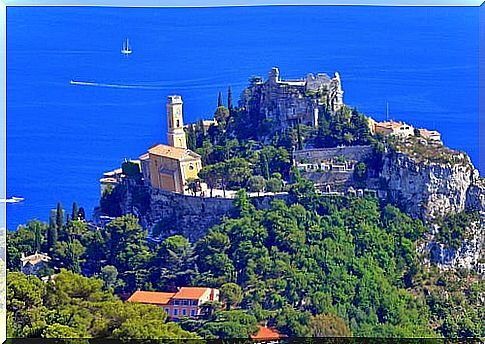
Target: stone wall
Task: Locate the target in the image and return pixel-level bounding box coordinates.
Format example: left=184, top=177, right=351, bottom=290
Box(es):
left=118, top=185, right=289, bottom=243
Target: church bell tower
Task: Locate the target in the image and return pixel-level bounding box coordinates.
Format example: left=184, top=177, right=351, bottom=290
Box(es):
left=167, top=95, right=187, bottom=149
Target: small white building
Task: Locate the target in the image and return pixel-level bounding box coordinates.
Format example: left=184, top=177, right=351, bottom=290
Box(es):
left=20, top=252, right=51, bottom=275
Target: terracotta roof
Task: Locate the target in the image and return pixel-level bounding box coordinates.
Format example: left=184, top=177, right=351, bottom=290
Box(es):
left=21, top=252, right=51, bottom=266
left=251, top=326, right=287, bottom=340
left=172, top=287, right=210, bottom=300
left=139, top=153, right=150, bottom=161
left=418, top=128, right=440, bottom=137
left=127, top=291, right=176, bottom=305
left=375, top=121, right=406, bottom=130
left=148, top=144, right=200, bottom=161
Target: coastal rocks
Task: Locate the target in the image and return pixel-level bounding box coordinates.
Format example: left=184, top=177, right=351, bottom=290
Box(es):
left=380, top=149, right=481, bottom=220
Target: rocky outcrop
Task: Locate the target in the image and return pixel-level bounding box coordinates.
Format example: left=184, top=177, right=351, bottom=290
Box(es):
left=380, top=149, right=483, bottom=220
left=420, top=217, right=485, bottom=274
left=380, top=147, right=485, bottom=275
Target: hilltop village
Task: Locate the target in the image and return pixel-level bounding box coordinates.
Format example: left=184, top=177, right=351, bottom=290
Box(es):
left=7, top=67, right=485, bottom=340
left=99, top=67, right=442, bottom=201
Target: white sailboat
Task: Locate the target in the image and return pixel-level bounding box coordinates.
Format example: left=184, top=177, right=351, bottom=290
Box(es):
left=121, top=38, right=132, bottom=56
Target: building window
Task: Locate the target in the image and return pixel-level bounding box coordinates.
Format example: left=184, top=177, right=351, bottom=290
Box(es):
left=173, top=308, right=178, bottom=316
left=177, top=119, right=180, bottom=127
left=174, top=300, right=180, bottom=306
left=165, top=308, right=170, bottom=315
left=190, top=300, right=198, bottom=306
left=182, top=309, right=187, bottom=316
left=182, top=300, right=188, bottom=306
left=189, top=164, right=194, bottom=170
left=190, top=309, right=196, bottom=317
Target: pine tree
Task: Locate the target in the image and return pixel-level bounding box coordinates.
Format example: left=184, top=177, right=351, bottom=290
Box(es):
left=227, top=86, right=233, bottom=110
left=71, top=202, right=79, bottom=221
left=218, top=91, right=223, bottom=107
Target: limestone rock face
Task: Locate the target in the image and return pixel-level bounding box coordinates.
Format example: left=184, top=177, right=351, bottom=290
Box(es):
left=419, top=218, right=485, bottom=274
left=380, top=149, right=485, bottom=274
left=380, top=150, right=482, bottom=220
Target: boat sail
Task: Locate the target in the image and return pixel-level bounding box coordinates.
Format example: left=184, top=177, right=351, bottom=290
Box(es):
left=121, top=38, right=132, bottom=56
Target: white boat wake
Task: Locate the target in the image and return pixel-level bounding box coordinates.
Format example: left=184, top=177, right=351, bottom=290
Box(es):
left=70, top=80, right=163, bottom=90
left=0, top=197, right=24, bottom=204
left=69, top=80, right=247, bottom=90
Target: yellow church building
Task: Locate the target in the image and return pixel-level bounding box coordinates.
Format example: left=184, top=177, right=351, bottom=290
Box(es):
left=139, top=95, right=203, bottom=194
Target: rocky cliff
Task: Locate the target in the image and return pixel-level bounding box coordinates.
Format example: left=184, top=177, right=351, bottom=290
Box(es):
left=380, top=141, right=484, bottom=220
left=379, top=141, right=484, bottom=274
left=112, top=184, right=288, bottom=243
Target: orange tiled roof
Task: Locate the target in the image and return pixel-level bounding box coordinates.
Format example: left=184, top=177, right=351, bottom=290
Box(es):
left=375, top=121, right=405, bottom=130
left=139, top=152, right=150, bottom=161
left=127, top=291, right=176, bottom=305
left=251, top=326, right=287, bottom=340
left=148, top=144, right=200, bottom=161
left=172, top=287, right=210, bottom=300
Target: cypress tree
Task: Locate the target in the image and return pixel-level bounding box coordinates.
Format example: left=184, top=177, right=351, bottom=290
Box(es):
left=47, top=218, right=58, bottom=253
left=218, top=91, right=223, bottom=107
left=33, top=222, right=42, bottom=253
left=55, top=201, right=64, bottom=236
left=78, top=207, right=86, bottom=220
left=227, top=86, right=233, bottom=110
left=260, top=153, right=270, bottom=180
left=297, top=123, right=303, bottom=150
left=71, top=202, right=79, bottom=221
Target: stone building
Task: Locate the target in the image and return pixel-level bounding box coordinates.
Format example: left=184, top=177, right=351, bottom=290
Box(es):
left=368, top=119, right=414, bottom=137
left=20, top=252, right=51, bottom=275
left=139, top=95, right=203, bottom=194
left=241, top=67, right=344, bottom=131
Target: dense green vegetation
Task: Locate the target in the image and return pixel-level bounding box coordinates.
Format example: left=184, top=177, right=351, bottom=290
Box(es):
left=8, top=85, right=483, bottom=340
left=7, top=270, right=199, bottom=339
left=8, top=189, right=484, bottom=339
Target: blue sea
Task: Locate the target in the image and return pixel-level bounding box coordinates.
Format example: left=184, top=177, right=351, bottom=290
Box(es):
left=6, top=5, right=480, bottom=230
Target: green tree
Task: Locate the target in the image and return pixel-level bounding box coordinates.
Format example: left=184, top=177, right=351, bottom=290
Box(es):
left=309, top=313, right=352, bottom=337
left=218, top=91, right=223, bottom=107
left=248, top=175, right=266, bottom=196
left=259, top=152, right=270, bottom=180
left=71, top=202, right=79, bottom=221
left=55, top=202, right=64, bottom=233
left=220, top=283, right=243, bottom=310
left=227, top=86, right=233, bottom=109
left=47, top=219, right=58, bottom=255
left=100, top=265, right=119, bottom=289
left=266, top=177, right=283, bottom=193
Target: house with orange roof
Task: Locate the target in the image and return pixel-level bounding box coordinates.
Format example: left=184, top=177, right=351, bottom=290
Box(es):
left=418, top=128, right=441, bottom=142
left=372, top=120, right=414, bottom=137
left=250, top=325, right=287, bottom=343
left=127, top=287, right=219, bottom=320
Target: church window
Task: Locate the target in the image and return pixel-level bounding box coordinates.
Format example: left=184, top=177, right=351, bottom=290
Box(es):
left=189, top=164, right=194, bottom=170
left=177, top=119, right=180, bottom=127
